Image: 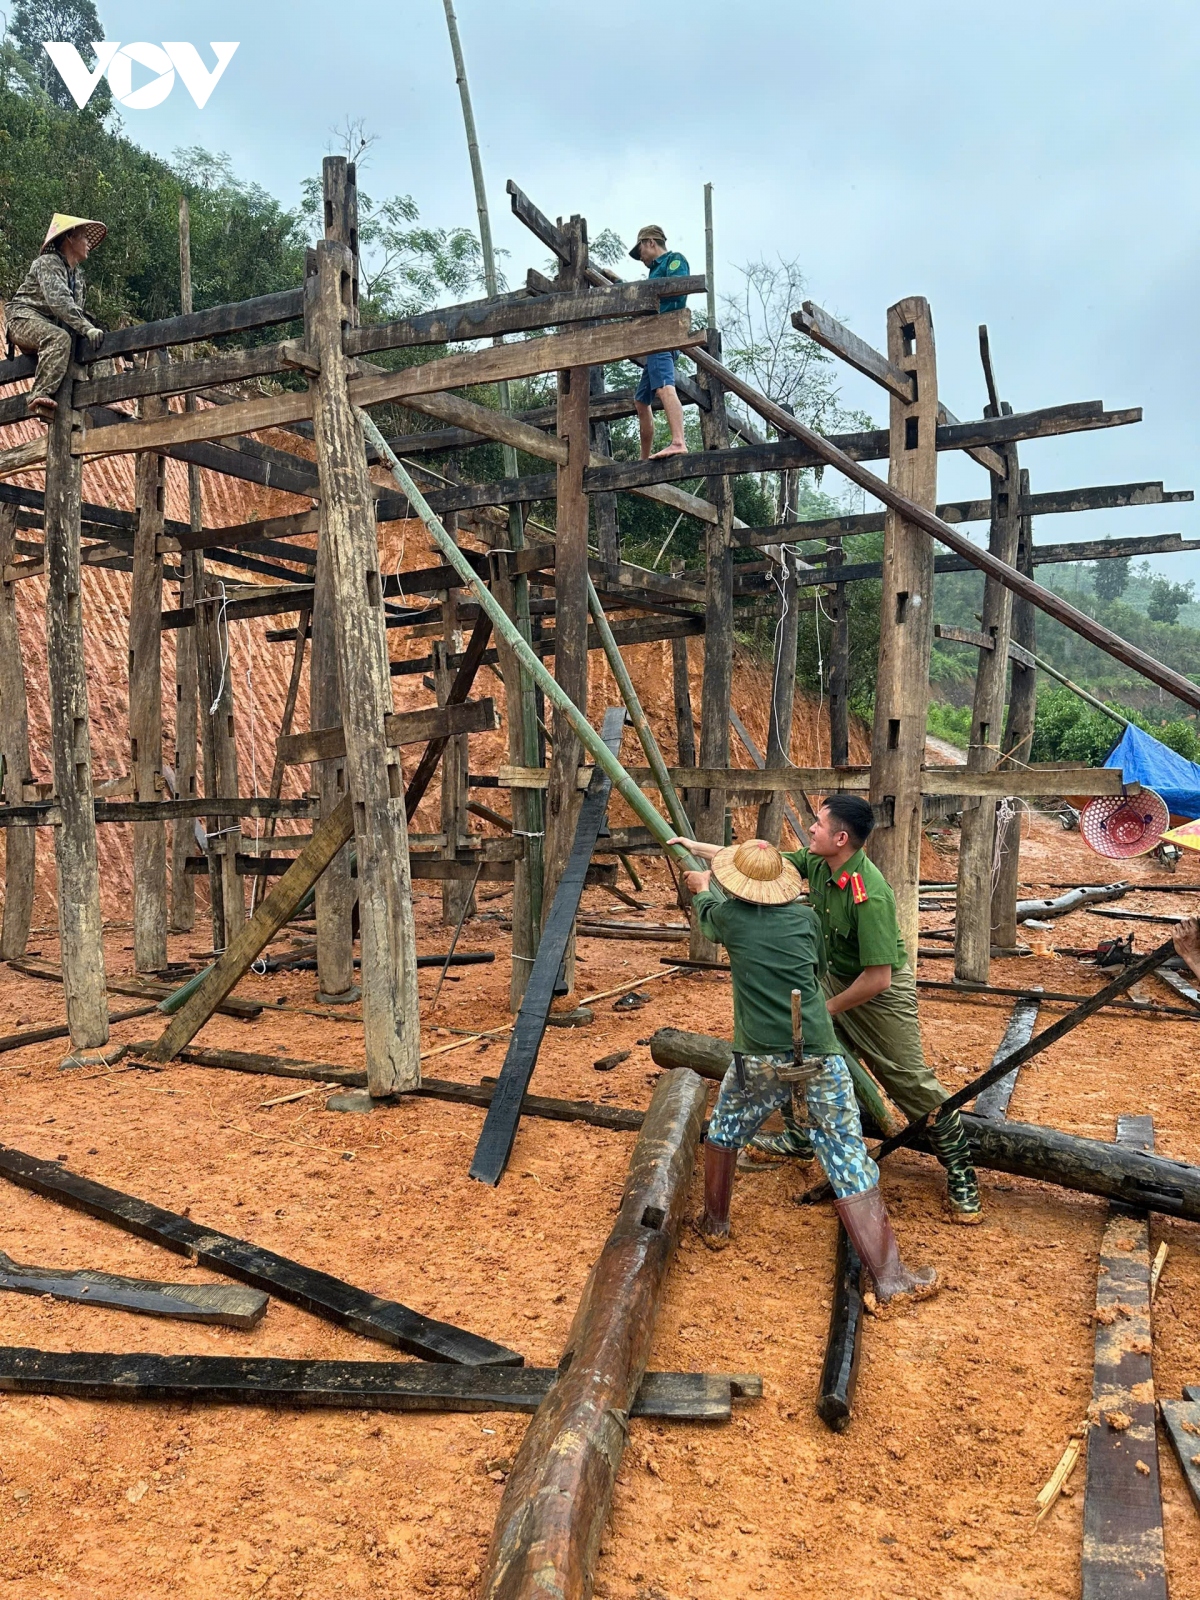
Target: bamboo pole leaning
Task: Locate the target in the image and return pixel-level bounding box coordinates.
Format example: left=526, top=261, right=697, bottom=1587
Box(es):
left=356, top=411, right=711, bottom=880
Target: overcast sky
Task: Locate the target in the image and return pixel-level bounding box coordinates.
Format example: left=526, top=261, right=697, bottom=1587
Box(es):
left=94, top=1, right=1200, bottom=578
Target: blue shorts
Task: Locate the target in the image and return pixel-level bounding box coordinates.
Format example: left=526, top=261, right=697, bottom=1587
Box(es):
left=635, top=349, right=677, bottom=404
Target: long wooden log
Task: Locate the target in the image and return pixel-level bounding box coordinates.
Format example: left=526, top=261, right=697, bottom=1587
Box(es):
left=496, top=762, right=1130, bottom=799
left=0, top=504, right=35, bottom=958
left=0, top=1256, right=268, bottom=1327
left=0, top=1144, right=520, bottom=1365
left=480, top=1068, right=709, bottom=1600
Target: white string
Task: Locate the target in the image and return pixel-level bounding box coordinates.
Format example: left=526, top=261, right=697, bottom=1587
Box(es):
left=991, top=795, right=1022, bottom=893
left=207, top=581, right=230, bottom=715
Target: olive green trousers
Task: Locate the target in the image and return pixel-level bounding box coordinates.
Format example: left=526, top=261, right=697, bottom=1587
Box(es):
left=820, top=963, right=948, bottom=1120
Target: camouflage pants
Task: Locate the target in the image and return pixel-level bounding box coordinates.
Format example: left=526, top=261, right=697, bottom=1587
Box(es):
left=9, top=312, right=73, bottom=405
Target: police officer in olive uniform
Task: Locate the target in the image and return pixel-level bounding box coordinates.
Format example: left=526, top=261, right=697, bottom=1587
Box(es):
left=699, top=794, right=982, bottom=1221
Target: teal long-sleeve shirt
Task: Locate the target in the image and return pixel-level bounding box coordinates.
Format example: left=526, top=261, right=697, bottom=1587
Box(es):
left=692, top=889, right=840, bottom=1058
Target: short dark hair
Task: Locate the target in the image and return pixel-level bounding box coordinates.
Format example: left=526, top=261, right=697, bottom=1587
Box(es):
left=820, top=794, right=875, bottom=847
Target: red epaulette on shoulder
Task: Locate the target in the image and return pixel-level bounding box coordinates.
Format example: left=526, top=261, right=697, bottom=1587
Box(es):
left=850, top=871, right=868, bottom=905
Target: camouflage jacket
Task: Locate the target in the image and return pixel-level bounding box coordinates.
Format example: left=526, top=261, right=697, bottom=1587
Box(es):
left=8, top=250, right=98, bottom=336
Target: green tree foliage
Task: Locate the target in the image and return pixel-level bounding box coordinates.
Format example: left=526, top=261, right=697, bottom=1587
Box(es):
left=1029, top=685, right=1200, bottom=766
left=1147, top=576, right=1195, bottom=625
left=7, top=0, right=111, bottom=114
left=1093, top=552, right=1131, bottom=603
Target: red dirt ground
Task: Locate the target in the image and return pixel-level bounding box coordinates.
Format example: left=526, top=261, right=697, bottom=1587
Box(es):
left=1, top=812, right=1199, bottom=1599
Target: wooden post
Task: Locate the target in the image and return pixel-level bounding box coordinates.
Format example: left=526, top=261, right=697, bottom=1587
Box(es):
left=543, top=217, right=591, bottom=993
left=170, top=196, right=200, bottom=934
left=490, top=550, right=542, bottom=1010
left=310, top=238, right=419, bottom=1094
left=129, top=355, right=168, bottom=971
left=480, top=1068, right=708, bottom=1597
left=954, top=428, right=1020, bottom=981
left=827, top=537, right=851, bottom=767
left=692, top=329, right=734, bottom=959
left=249, top=604, right=310, bottom=916
left=196, top=573, right=244, bottom=946
left=436, top=586, right=474, bottom=926
left=756, top=546, right=799, bottom=844
left=867, top=298, right=938, bottom=958
left=312, top=161, right=358, bottom=1001
left=0, top=503, right=35, bottom=959
left=44, top=360, right=108, bottom=1047
left=991, top=469, right=1036, bottom=949
left=588, top=366, right=619, bottom=580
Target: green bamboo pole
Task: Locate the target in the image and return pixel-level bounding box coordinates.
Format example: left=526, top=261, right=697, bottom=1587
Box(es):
left=586, top=575, right=693, bottom=840
left=358, top=409, right=710, bottom=879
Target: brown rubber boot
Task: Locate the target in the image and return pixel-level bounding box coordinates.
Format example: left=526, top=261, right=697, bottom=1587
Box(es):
left=833, top=1184, right=939, bottom=1316
left=693, top=1140, right=738, bottom=1251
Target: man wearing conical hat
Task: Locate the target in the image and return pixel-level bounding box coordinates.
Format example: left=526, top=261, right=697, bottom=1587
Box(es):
left=7, top=215, right=108, bottom=421
left=670, top=834, right=938, bottom=1314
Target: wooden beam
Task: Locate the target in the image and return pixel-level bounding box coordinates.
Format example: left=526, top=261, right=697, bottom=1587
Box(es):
left=868, top=298, right=939, bottom=956
left=69, top=312, right=701, bottom=460
left=479, top=1068, right=709, bottom=1598
left=793, top=301, right=916, bottom=403
left=470, top=709, right=627, bottom=1187
left=347, top=274, right=705, bottom=356
left=73, top=341, right=297, bottom=409
left=495, top=762, right=1131, bottom=798
left=815, top=1222, right=864, bottom=1433
left=278, top=699, right=495, bottom=768
left=688, top=347, right=1200, bottom=714
left=1081, top=1116, right=1167, bottom=1600
left=0, top=504, right=35, bottom=959
left=0, top=1143, right=521, bottom=1366
left=756, top=549, right=801, bottom=845
left=971, top=998, right=1041, bottom=1120
left=195, top=567, right=245, bottom=946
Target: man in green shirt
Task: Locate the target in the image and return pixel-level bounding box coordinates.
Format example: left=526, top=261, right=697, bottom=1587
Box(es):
left=680, top=838, right=938, bottom=1313
left=630, top=224, right=689, bottom=459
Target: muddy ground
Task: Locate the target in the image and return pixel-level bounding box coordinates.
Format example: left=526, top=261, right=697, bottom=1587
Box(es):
left=1, top=812, right=1198, bottom=1599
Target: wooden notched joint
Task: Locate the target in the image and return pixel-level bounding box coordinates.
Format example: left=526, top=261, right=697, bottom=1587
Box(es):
left=280, top=340, right=321, bottom=376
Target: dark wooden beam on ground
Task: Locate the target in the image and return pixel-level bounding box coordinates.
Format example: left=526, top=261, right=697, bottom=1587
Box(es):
left=0, top=1144, right=521, bottom=1366
left=0, top=1254, right=268, bottom=1327
left=971, top=997, right=1041, bottom=1120
left=0, top=1347, right=758, bottom=1421
left=470, top=709, right=627, bottom=1186
left=815, top=1222, right=864, bottom=1433
left=1160, top=1394, right=1200, bottom=1513
left=1081, top=1116, right=1167, bottom=1600
left=479, top=1068, right=709, bottom=1599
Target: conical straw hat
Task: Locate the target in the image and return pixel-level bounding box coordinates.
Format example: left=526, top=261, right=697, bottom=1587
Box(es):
left=1080, top=790, right=1169, bottom=859
left=710, top=839, right=802, bottom=905
left=41, top=214, right=107, bottom=253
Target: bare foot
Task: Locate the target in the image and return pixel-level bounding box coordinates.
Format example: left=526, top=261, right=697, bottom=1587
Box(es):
left=27, top=398, right=57, bottom=420
left=650, top=441, right=688, bottom=459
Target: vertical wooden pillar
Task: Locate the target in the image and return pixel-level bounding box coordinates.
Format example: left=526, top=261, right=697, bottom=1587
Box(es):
left=437, top=587, right=474, bottom=925
left=756, top=546, right=799, bottom=845
left=692, top=329, right=734, bottom=960
left=543, top=359, right=591, bottom=993
left=991, top=469, right=1036, bottom=948
left=589, top=366, right=619, bottom=581
left=827, top=537, right=851, bottom=767
left=867, top=298, right=938, bottom=959
left=170, top=195, right=200, bottom=934
left=196, top=572, right=244, bottom=946
left=44, top=363, right=108, bottom=1047
left=491, top=548, right=542, bottom=1010
left=311, top=159, right=358, bottom=1001
left=310, top=238, right=418, bottom=1094
left=0, top=503, right=35, bottom=959
left=955, top=429, right=1020, bottom=981
left=129, top=358, right=168, bottom=971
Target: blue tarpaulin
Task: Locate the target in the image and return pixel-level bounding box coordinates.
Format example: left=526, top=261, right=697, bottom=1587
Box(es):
left=1104, top=722, right=1200, bottom=819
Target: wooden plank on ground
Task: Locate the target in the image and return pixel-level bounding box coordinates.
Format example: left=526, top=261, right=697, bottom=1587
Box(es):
left=469, top=708, right=627, bottom=1186
left=1081, top=1115, right=1167, bottom=1600
left=1160, top=1396, right=1200, bottom=1513
left=0, top=1347, right=757, bottom=1421
left=973, top=996, right=1041, bottom=1119
left=0, top=1253, right=268, bottom=1327
left=0, top=1144, right=520, bottom=1366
